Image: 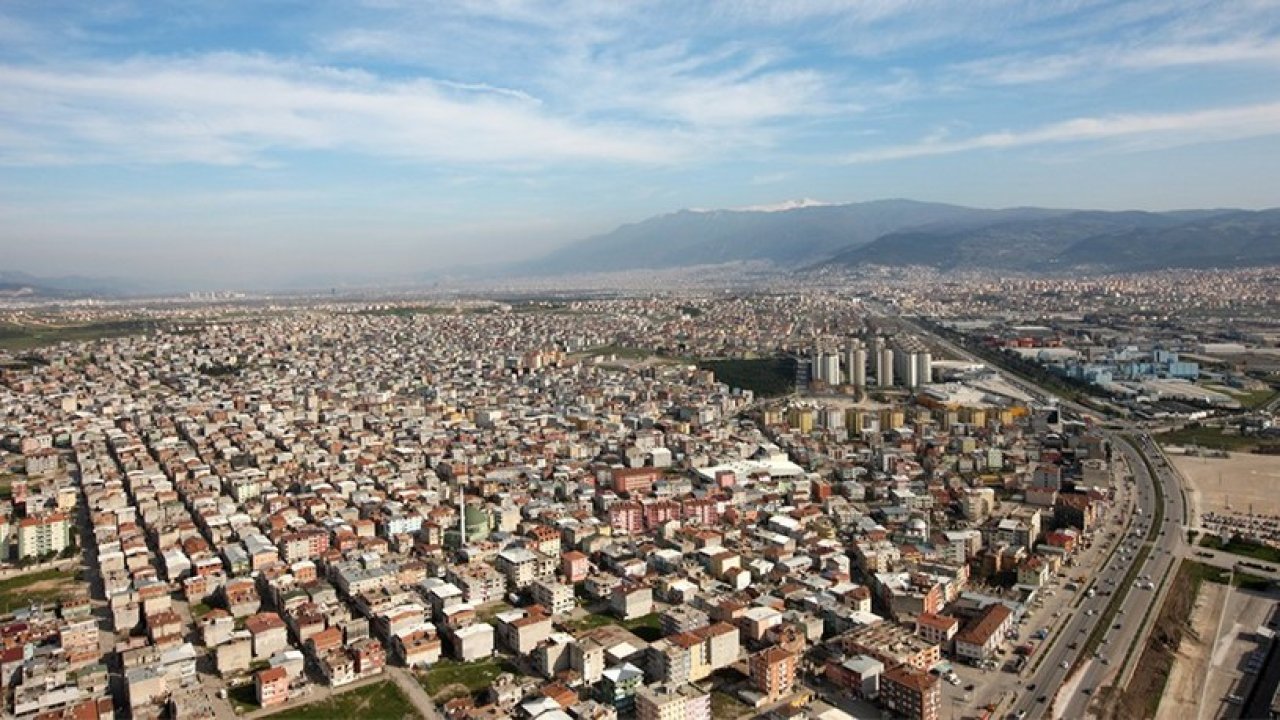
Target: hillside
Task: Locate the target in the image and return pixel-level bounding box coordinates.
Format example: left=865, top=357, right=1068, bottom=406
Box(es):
left=519, top=199, right=987, bottom=273
left=522, top=200, right=1280, bottom=277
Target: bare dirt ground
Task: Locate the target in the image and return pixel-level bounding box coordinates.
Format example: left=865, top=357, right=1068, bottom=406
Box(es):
left=1155, top=579, right=1226, bottom=720
left=23, top=577, right=75, bottom=593
left=1168, top=450, right=1280, bottom=521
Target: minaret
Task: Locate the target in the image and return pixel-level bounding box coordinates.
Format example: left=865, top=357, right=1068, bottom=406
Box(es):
left=458, top=486, right=467, bottom=546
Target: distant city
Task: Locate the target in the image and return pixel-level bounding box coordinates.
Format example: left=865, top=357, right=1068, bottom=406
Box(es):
left=0, top=264, right=1278, bottom=720
left=4, top=2, right=1280, bottom=720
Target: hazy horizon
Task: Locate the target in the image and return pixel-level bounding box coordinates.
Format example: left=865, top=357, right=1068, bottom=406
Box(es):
left=2, top=1, right=1279, bottom=288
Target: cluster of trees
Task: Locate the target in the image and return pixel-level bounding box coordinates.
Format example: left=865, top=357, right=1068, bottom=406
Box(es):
left=699, top=356, right=797, bottom=397
left=12, top=544, right=77, bottom=567
left=198, top=362, right=241, bottom=377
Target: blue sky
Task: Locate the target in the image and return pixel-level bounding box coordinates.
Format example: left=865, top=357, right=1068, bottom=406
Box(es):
left=1, top=0, right=1279, bottom=288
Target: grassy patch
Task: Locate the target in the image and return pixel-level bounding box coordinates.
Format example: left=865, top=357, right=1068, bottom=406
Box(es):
left=1233, top=573, right=1275, bottom=591
left=698, top=356, right=796, bottom=397
left=0, top=320, right=158, bottom=350
left=711, top=690, right=751, bottom=720
left=0, top=568, right=80, bottom=614
left=190, top=602, right=214, bottom=619
left=566, top=612, right=621, bottom=633
left=1155, top=426, right=1259, bottom=452
left=418, top=657, right=517, bottom=699
left=1219, top=386, right=1279, bottom=410
left=271, top=679, right=421, bottom=720
left=1198, top=535, right=1280, bottom=564
left=565, top=611, right=661, bottom=640
left=474, top=601, right=514, bottom=623
left=621, top=612, right=663, bottom=642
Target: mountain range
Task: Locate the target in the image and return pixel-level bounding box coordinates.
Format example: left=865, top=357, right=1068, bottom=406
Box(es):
left=520, top=199, right=1280, bottom=275
left=8, top=200, right=1280, bottom=295
left=0, top=271, right=139, bottom=298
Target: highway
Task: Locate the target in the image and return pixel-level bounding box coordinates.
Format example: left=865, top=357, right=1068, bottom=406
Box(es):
left=1053, top=435, right=1188, bottom=719
left=881, top=306, right=1193, bottom=719
left=986, top=434, right=1183, bottom=720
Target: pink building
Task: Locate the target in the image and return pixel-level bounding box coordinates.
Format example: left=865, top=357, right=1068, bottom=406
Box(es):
left=608, top=501, right=644, bottom=535
left=562, top=551, right=590, bottom=584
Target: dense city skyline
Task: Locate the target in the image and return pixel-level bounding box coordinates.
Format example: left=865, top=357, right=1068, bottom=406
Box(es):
left=1, top=271, right=1278, bottom=719
left=2, top=1, right=1279, bottom=288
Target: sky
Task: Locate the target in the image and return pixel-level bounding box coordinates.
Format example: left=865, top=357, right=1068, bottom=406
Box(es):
left=1, top=0, right=1279, bottom=289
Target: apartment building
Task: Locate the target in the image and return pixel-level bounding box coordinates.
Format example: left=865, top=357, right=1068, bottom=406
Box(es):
left=749, top=647, right=797, bottom=701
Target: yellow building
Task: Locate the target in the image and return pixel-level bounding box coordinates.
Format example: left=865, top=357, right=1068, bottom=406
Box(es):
left=786, top=407, right=815, bottom=433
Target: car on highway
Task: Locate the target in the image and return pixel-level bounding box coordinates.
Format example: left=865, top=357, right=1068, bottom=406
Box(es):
left=1060, top=661, right=1069, bottom=669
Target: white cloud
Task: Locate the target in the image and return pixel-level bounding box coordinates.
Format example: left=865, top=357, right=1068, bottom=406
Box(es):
left=954, top=38, right=1280, bottom=86
left=0, top=53, right=690, bottom=167
left=843, top=101, right=1280, bottom=163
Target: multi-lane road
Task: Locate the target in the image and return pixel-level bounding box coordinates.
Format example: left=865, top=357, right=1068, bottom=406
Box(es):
left=883, top=307, right=1196, bottom=719
left=1055, top=435, right=1188, bottom=718
left=993, top=434, right=1186, bottom=720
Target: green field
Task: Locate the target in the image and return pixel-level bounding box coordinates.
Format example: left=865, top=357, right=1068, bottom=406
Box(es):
left=0, top=568, right=81, bottom=614
left=565, top=611, right=662, bottom=641
left=0, top=320, right=158, bottom=350
left=698, top=356, right=796, bottom=397
left=1155, top=426, right=1260, bottom=451
left=1199, top=535, right=1280, bottom=564
left=418, top=657, right=518, bottom=699
left=566, top=611, right=618, bottom=632
left=270, top=680, right=421, bottom=720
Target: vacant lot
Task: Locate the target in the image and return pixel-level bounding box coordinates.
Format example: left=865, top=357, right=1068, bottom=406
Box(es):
left=711, top=690, right=752, bottom=720
left=0, top=568, right=82, bottom=614
left=566, top=611, right=663, bottom=641
left=271, top=680, right=420, bottom=720
left=418, top=657, right=518, bottom=700
left=1155, top=575, right=1226, bottom=720
left=1169, top=450, right=1280, bottom=520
